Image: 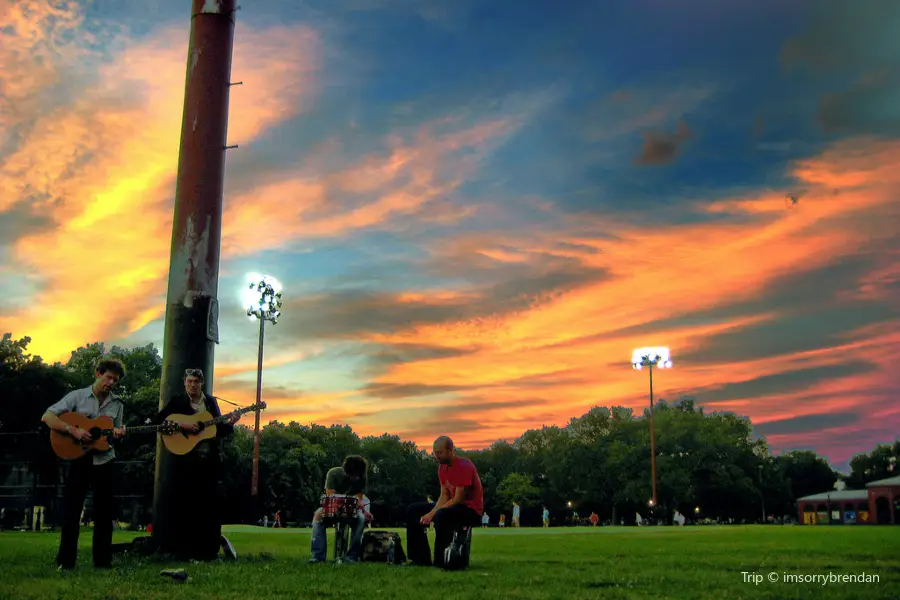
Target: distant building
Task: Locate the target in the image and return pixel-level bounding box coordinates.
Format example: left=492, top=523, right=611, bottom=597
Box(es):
left=797, top=475, right=900, bottom=525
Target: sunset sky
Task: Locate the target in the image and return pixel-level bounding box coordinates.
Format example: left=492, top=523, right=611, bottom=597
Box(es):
left=2, top=0, right=898, bottom=471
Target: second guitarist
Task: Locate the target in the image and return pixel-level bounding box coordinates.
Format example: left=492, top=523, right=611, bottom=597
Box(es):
left=150, top=368, right=239, bottom=560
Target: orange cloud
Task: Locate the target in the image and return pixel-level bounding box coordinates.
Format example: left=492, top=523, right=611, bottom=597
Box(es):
left=214, top=347, right=324, bottom=379
left=220, top=117, right=518, bottom=255
left=347, top=137, right=900, bottom=453
left=0, top=6, right=319, bottom=362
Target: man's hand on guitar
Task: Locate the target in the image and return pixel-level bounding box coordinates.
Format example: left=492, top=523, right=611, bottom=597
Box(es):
left=225, top=414, right=239, bottom=425
left=179, top=422, right=200, bottom=433
left=112, top=427, right=125, bottom=439
left=70, top=427, right=92, bottom=443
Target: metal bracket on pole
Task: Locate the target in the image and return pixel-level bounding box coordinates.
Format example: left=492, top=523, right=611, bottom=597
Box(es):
left=229, top=81, right=243, bottom=86
left=224, top=144, right=239, bottom=150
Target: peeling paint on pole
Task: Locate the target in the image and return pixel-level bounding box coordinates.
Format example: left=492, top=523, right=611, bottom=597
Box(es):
left=153, top=0, right=237, bottom=559
left=167, top=213, right=214, bottom=303
left=201, top=0, right=224, bottom=13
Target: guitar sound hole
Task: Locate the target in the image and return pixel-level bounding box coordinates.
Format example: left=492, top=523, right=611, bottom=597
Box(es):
left=90, top=428, right=103, bottom=440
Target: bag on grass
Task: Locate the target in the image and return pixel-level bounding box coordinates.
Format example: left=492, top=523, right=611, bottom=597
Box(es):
left=360, top=530, right=406, bottom=564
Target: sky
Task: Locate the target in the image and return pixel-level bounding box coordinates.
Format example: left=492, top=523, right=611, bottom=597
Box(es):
left=1, top=0, right=898, bottom=471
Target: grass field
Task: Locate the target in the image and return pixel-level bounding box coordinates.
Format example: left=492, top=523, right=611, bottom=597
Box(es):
left=1, top=525, right=899, bottom=599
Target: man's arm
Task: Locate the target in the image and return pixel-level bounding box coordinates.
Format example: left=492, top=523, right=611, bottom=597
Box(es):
left=420, top=484, right=451, bottom=524
left=110, top=401, right=125, bottom=440
left=114, top=402, right=124, bottom=429
left=432, top=483, right=452, bottom=511
left=41, top=392, right=78, bottom=435
left=41, top=411, right=71, bottom=434
left=324, top=468, right=339, bottom=496
left=440, top=485, right=468, bottom=510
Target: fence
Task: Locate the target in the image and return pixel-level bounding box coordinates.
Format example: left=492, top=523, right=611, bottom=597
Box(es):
left=0, top=430, right=153, bottom=531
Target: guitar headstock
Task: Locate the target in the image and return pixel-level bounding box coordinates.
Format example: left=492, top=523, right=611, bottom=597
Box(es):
left=236, top=402, right=266, bottom=415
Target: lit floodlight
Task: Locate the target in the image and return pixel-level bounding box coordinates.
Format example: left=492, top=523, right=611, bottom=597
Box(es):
left=242, top=273, right=283, bottom=324
left=632, top=346, right=672, bottom=370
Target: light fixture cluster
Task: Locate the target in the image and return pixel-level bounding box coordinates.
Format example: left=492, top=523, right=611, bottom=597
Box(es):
left=631, top=346, right=673, bottom=370
left=245, top=277, right=283, bottom=324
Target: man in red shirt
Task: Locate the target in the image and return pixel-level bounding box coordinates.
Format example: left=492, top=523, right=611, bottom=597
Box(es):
left=405, top=436, right=483, bottom=568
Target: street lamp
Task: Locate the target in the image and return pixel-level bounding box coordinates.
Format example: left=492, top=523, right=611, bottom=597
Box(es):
left=242, top=273, right=283, bottom=499
left=632, top=346, right=672, bottom=508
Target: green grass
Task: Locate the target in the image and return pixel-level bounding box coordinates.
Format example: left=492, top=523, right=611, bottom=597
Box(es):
left=1, top=525, right=899, bottom=599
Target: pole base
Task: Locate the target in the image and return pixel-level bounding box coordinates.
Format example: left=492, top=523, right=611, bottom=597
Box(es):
left=112, top=535, right=158, bottom=556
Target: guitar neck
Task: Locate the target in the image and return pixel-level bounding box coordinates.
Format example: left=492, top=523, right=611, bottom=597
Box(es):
left=205, top=406, right=258, bottom=427
left=128, top=425, right=166, bottom=433
left=99, top=424, right=165, bottom=435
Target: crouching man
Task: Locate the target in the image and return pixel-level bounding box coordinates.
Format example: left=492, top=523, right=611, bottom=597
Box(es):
left=405, top=436, right=483, bottom=568
left=309, top=455, right=372, bottom=563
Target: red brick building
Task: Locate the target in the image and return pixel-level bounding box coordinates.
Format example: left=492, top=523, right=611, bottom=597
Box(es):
left=797, top=475, right=900, bottom=525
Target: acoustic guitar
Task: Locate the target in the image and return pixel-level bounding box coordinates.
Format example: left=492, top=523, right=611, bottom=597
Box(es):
left=161, top=402, right=266, bottom=456
left=50, top=412, right=177, bottom=460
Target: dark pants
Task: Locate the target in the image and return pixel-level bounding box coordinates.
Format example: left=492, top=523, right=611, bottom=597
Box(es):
left=159, top=451, right=222, bottom=560
left=406, top=502, right=480, bottom=567
left=57, top=457, right=114, bottom=569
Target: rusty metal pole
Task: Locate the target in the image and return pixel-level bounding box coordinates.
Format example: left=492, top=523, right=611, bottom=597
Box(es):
left=151, top=0, right=236, bottom=559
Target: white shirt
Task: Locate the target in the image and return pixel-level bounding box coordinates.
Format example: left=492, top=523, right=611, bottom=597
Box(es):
left=47, top=386, right=123, bottom=466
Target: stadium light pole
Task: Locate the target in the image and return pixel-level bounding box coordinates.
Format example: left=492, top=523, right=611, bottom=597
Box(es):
left=632, top=347, right=673, bottom=509
left=242, top=274, right=283, bottom=504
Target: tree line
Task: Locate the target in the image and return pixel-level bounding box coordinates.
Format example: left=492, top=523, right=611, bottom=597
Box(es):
left=1, top=333, right=897, bottom=527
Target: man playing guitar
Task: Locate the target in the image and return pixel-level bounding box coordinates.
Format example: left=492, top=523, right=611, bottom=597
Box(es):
left=41, top=357, right=127, bottom=571
left=149, top=368, right=238, bottom=560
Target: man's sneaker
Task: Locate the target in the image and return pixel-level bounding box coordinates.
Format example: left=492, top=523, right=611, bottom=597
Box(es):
left=160, top=568, right=188, bottom=582
left=308, top=558, right=324, bottom=564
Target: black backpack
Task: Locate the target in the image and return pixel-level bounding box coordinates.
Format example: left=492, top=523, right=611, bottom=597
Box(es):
left=360, top=530, right=406, bottom=564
